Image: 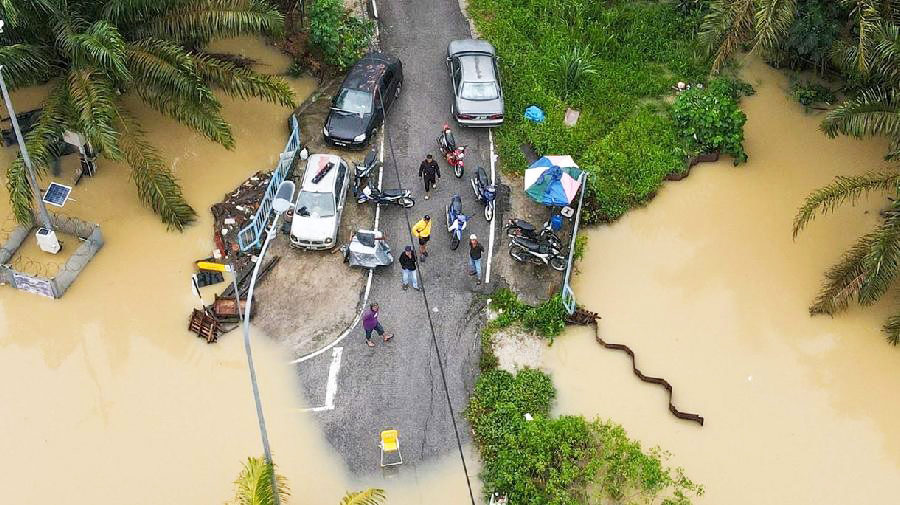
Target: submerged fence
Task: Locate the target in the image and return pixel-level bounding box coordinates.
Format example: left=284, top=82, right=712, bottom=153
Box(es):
left=237, top=115, right=301, bottom=251
left=561, top=172, right=587, bottom=314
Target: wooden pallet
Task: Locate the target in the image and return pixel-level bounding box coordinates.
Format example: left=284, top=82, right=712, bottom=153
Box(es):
left=188, top=308, right=220, bottom=343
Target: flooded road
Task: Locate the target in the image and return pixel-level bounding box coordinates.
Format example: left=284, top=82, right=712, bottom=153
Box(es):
left=546, top=57, right=900, bottom=504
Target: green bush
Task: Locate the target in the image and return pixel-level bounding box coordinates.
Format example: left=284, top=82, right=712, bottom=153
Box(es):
left=671, top=80, right=749, bottom=165
left=487, top=288, right=568, bottom=341
left=791, top=80, right=836, bottom=109
left=308, top=0, right=374, bottom=70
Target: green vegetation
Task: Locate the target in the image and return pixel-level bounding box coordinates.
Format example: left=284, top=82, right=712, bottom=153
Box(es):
left=671, top=79, right=751, bottom=164
left=0, top=1, right=295, bottom=230
left=466, top=368, right=704, bottom=505
left=702, top=1, right=900, bottom=344
left=308, top=0, right=374, bottom=71
left=467, top=0, right=716, bottom=225
left=486, top=288, right=568, bottom=342
left=790, top=81, right=836, bottom=110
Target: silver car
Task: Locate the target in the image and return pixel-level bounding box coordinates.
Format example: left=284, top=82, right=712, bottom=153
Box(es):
left=447, top=39, right=504, bottom=127
left=290, top=154, right=350, bottom=250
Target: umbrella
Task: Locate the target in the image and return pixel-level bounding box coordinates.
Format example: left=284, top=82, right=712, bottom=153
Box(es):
left=524, top=155, right=583, bottom=206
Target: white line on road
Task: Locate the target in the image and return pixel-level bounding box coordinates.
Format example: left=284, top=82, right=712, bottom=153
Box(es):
left=297, top=346, right=344, bottom=412
left=485, top=128, right=497, bottom=284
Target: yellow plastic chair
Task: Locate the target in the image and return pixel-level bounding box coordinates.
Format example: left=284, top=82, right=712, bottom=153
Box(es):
left=380, top=430, right=402, bottom=467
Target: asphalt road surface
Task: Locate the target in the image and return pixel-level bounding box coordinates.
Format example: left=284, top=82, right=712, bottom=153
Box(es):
left=294, top=0, right=495, bottom=478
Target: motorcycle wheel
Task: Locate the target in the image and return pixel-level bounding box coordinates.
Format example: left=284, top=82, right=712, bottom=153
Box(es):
left=484, top=201, right=494, bottom=221
left=455, top=164, right=463, bottom=178
left=509, top=245, right=528, bottom=263
left=549, top=255, right=567, bottom=271
left=450, top=234, right=460, bottom=250
left=398, top=196, right=415, bottom=208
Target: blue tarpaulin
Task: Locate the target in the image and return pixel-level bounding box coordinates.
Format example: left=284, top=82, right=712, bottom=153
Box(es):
left=524, top=105, right=545, bottom=123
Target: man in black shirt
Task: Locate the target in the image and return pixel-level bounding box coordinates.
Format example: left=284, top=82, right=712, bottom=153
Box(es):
left=418, top=154, right=441, bottom=200
left=399, top=245, right=419, bottom=290
left=469, top=234, right=484, bottom=285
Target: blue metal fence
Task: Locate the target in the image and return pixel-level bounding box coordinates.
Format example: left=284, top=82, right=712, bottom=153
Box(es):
left=237, top=115, right=301, bottom=251
left=561, top=172, right=587, bottom=314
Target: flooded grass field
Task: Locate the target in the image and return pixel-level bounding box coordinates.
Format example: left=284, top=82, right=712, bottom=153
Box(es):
left=546, top=58, right=900, bottom=504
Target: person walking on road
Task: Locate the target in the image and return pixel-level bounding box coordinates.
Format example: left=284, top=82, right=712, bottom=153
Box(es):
left=468, top=234, right=484, bottom=285
left=412, top=215, right=432, bottom=259
left=362, top=302, right=393, bottom=348
left=399, top=246, right=419, bottom=290
left=418, top=154, right=441, bottom=200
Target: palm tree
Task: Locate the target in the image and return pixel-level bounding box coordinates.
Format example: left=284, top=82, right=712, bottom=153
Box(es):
left=0, top=0, right=295, bottom=230
left=230, top=456, right=290, bottom=505
left=339, top=488, right=387, bottom=505
left=793, top=170, right=900, bottom=344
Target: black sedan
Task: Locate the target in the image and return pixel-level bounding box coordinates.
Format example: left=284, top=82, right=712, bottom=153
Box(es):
left=323, top=52, right=403, bottom=149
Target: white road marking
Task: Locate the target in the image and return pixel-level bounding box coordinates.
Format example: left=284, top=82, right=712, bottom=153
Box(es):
left=485, top=128, right=497, bottom=284
left=297, top=347, right=344, bottom=412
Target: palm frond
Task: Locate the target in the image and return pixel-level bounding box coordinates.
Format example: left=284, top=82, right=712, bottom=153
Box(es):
left=870, top=23, right=900, bottom=86
left=753, top=0, right=797, bottom=54
left=0, top=44, right=56, bottom=89
left=843, top=0, right=880, bottom=74
left=229, top=456, right=290, bottom=505
left=810, top=232, right=872, bottom=314
left=793, top=170, right=900, bottom=236
left=133, top=83, right=235, bottom=148
left=882, top=311, right=900, bottom=344
left=193, top=53, right=296, bottom=107
left=102, top=0, right=184, bottom=24
left=61, top=21, right=130, bottom=82
left=820, top=87, right=900, bottom=140
left=340, top=488, right=387, bottom=505
left=115, top=111, right=197, bottom=230
left=125, top=38, right=215, bottom=105
left=66, top=68, right=122, bottom=158
left=699, top=0, right=756, bottom=73
left=138, top=0, right=285, bottom=43
left=858, top=204, right=900, bottom=304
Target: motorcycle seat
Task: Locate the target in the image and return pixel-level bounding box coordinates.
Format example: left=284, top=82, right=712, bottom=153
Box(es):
left=513, top=236, right=547, bottom=252
left=444, top=132, right=457, bottom=151
left=363, top=149, right=377, bottom=167
left=512, top=219, right=535, bottom=231
left=450, top=196, right=462, bottom=214
left=476, top=166, right=488, bottom=186
left=381, top=188, right=405, bottom=197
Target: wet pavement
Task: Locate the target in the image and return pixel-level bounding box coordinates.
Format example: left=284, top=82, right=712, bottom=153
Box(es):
left=293, top=0, right=495, bottom=479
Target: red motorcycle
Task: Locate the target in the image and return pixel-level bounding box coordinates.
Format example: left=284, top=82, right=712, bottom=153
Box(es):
left=437, top=124, right=466, bottom=178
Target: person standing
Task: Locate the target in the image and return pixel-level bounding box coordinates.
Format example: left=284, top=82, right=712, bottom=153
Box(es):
left=469, top=234, right=484, bottom=285
left=418, top=154, right=441, bottom=200
left=362, top=302, right=392, bottom=348
left=412, top=215, right=432, bottom=259
left=399, top=246, right=419, bottom=290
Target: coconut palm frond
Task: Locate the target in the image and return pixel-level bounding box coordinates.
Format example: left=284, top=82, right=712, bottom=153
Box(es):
left=101, top=0, right=184, bottom=24
left=882, top=311, right=900, bottom=344
left=842, top=0, right=881, bottom=74
left=810, top=232, right=872, bottom=314
left=229, top=456, right=290, bottom=505
left=340, top=488, right=387, bottom=505
left=753, top=0, right=797, bottom=53
left=126, top=38, right=215, bottom=105
left=857, top=204, right=900, bottom=304
left=116, top=111, right=197, bottom=230
left=793, top=170, right=900, bottom=236
left=138, top=0, right=285, bottom=43
left=821, top=87, right=900, bottom=139
left=135, top=85, right=235, bottom=148
left=700, top=0, right=756, bottom=73
left=193, top=53, right=296, bottom=107
left=66, top=68, right=122, bottom=158
left=61, top=20, right=131, bottom=82
left=0, top=44, right=55, bottom=89
left=870, top=23, right=900, bottom=86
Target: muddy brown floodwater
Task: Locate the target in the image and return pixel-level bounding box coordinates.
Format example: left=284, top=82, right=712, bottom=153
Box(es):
left=0, top=37, right=479, bottom=504
left=546, top=57, right=900, bottom=504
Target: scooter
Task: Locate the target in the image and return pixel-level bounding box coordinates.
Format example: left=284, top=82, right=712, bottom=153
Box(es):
left=505, top=218, right=562, bottom=249
left=437, top=123, right=466, bottom=178
left=445, top=194, right=468, bottom=250
left=357, top=185, right=415, bottom=208
left=508, top=235, right=567, bottom=271
left=352, top=148, right=382, bottom=198
left=471, top=166, right=496, bottom=221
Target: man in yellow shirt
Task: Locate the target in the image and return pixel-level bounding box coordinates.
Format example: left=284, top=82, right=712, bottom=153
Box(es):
left=411, top=214, right=432, bottom=259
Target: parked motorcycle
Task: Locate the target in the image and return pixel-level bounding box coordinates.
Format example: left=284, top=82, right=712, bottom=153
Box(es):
left=445, top=194, right=469, bottom=250
left=352, top=148, right=382, bottom=198
left=471, top=166, right=496, bottom=221
left=508, top=235, right=567, bottom=271
left=437, top=123, right=466, bottom=178
left=357, top=186, right=415, bottom=208
left=505, top=218, right=562, bottom=249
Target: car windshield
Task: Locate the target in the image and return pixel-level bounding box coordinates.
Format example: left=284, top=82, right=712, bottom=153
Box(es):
left=460, top=81, right=499, bottom=100
left=333, top=88, right=373, bottom=115
left=295, top=191, right=335, bottom=218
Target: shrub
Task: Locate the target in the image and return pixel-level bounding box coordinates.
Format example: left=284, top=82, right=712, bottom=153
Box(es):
left=308, top=0, right=374, bottom=70
left=556, top=46, right=598, bottom=99
left=488, top=289, right=568, bottom=341
left=791, top=80, right=836, bottom=110
left=671, top=80, right=749, bottom=164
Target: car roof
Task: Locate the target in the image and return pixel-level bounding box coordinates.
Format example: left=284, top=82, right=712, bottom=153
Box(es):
left=458, top=54, right=496, bottom=83
left=341, top=52, right=400, bottom=92
left=448, top=39, right=496, bottom=57
left=301, top=154, right=344, bottom=191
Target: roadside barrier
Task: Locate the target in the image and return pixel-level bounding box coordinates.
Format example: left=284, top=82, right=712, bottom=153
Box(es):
left=567, top=307, right=705, bottom=426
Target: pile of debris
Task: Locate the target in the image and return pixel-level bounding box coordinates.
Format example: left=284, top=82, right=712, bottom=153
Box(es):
left=210, top=171, right=273, bottom=268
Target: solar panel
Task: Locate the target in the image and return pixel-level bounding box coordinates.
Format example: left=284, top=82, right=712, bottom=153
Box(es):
left=42, top=182, right=71, bottom=207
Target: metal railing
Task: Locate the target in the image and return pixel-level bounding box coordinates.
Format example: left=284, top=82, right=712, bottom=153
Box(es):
left=561, top=172, right=587, bottom=314
left=237, top=115, right=301, bottom=251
